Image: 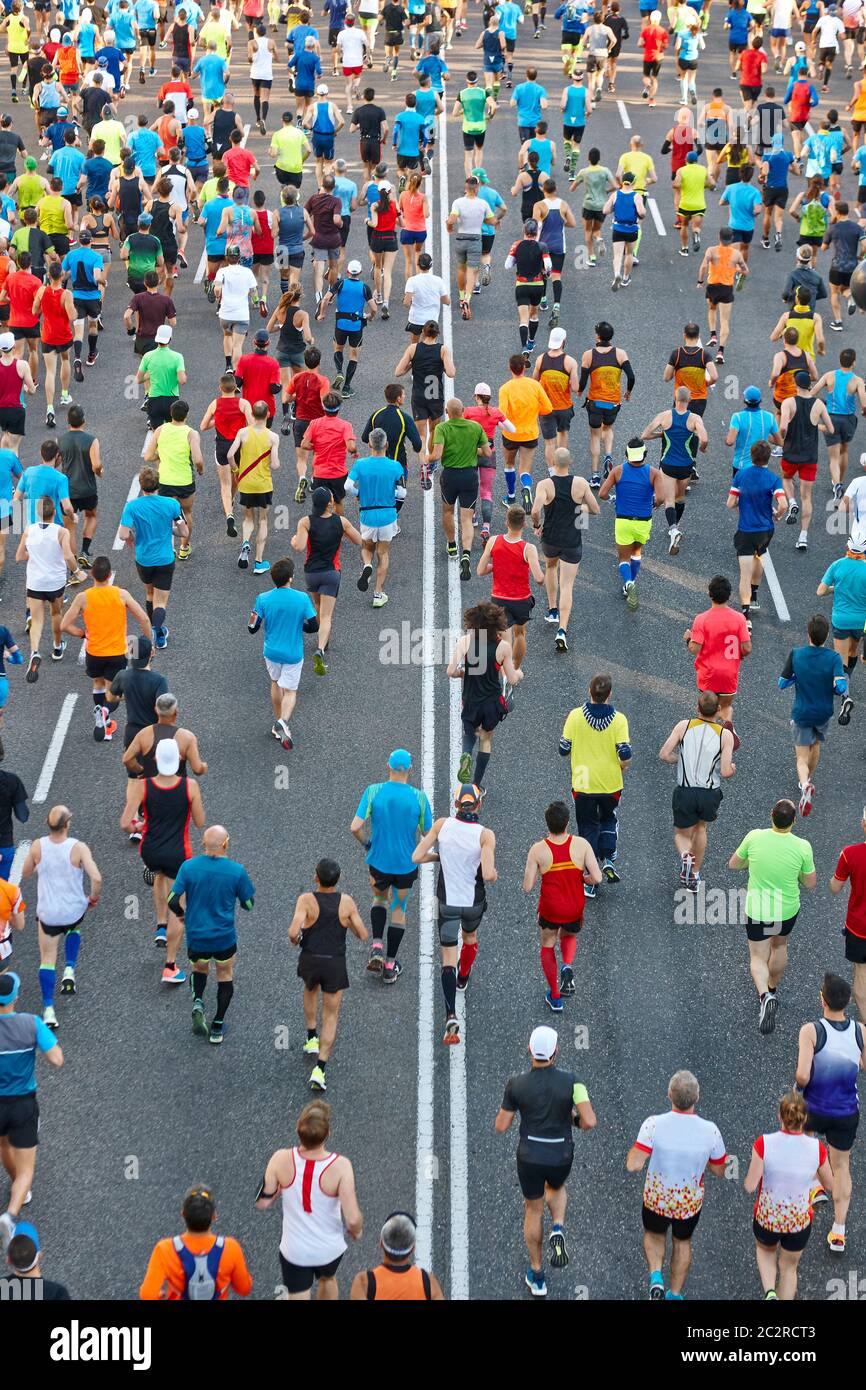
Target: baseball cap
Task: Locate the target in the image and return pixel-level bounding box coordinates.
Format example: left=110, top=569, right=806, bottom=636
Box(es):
left=78, top=229, right=92, bottom=244
left=187, top=107, right=199, bottom=119
left=132, top=635, right=153, bottom=668
left=0, top=332, right=14, bottom=352
left=254, top=329, right=270, bottom=345
left=549, top=327, right=566, bottom=348
left=346, top=259, right=362, bottom=275
left=377, top=179, right=393, bottom=192
left=473, top=381, right=491, bottom=396
left=470, top=166, right=488, bottom=184
left=0, top=970, right=20, bottom=1002
left=139, top=212, right=153, bottom=226
left=226, top=244, right=241, bottom=258
left=58, top=106, right=68, bottom=116
left=8, top=1220, right=40, bottom=1272
left=795, top=39, right=806, bottom=51
left=97, top=54, right=109, bottom=65
left=282, top=110, right=294, bottom=121
left=686, top=150, right=698, bottom=163
left=155, top=325, right=173, bottom=344
left=743, top=385, right=762, bottom=404
left=156, top=740, right=181, bottom=776
left=388, top=748, right=412, bottom=771
left=529, top=1025, right=558, bottom=1061
left=317, top=83, right=329, bottom=95
left=455, top=782, right=482, bottom=809
left=794, top=369, right=812, bottom=388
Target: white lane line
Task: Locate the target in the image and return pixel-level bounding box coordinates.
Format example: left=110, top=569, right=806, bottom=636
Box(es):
left=762, top=552, right=791, bottom=622
left=647, top=197, right=666, bottom=236
left=9, top=840, right=29, bottom=884
left=437, top=109, right=470, bottom=1304
left=113, top=474, right=141, bottom=550
left=617, top=100, right=631, bottom=130
left=33, top=693, right=79, bottom=804
left=195, top=122, right=251, bottom=283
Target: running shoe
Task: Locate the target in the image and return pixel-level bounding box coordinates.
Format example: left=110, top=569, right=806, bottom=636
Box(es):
left=443, top=1015, right=460, bottom=1045
left=154, top=626, right=169, bottom=650
left=73, top=359, right=84, bottom=383
left=774, top=234, right=782, bottom=251
left=849, top=299, right=857, bottom=316
left=313, top=648, right=327, bottom=676
left=539, top=295, right=548, bottom=311
left=839, top=696, right=854, bottom=725
left=583, top=882, right=598, bottom=900
left=759, top=990, right=778, bottom=1035
left=761, top=236, right=770, bottom=249
left=811, top=1184, right=829, bottom=1206
left=303, top=1035, right=320, bottom=1057
left=668, top=526, right=682, bottom=556
left=785, top=500, right=800, bottom=525
left=649, top=1271, right=665, bottom=1300
left=420, top=461, right=432, bottom=491
left=480, top=523, right=490, bottom=542
left=381, top=304, right=390, bottom=320
left=708, top=330, right=718, bottom=346
left=456, top=970, right=470, bottom=992
left=665, top=1290, right=684, bottom=1301
left=177, top=541, right=191, bottom=560
left=295, top=477, right=308, bottom=503
left=51, top=641, right=66, bottom=661
left=501, top=494, right=516, bottom=506
left=0, top=1212, right=15, bottom=1254
left=237, top=541, right=250, bottom=569
left=686, top=870, right=701, bottom=895
left=602, top=454, right=612, bottom=479
left=77, top=552, right=92, bottom=569
left=209, top=1022, right=224, bottom=1046
left=143, top=866, right=155, bottom=885
left=459, top=554, right=471, bottom=581
left=367, top=939, right=385, bottom=972
left=555, top=628, right=568, bottom=652
left=460, top=300, right=471, bottom=319
left=382, top=959, right=403, bottom=985
left=43, top=1005, right=58, bottom=1030
left=764, top=1290, right=778, bottom=1300
left=253, top=560, right=270, bottom=575
left=601, top=858, right=620, bottom=883
left=191, top=999, right=208, bottom=1037
left=833, top=482, right=844, bottom=504
left=341, top=383, right=355, bottom=399
left=45, top=410, right=55, bottom=429
left=25, top=651, right=40, bottom=684
left=331, top=372, right=344, bottom=393
left=544, top=607, right=560, bottom=625
left=679, top=246, right=689, bottom=258
left=357, top=563, right=373, bottom=591
left=715, top=348, right=725, bottom=364
left=795, top=532, right=808, bottom=551
left=309, top=1064, right=326, bottom=1090
left=679, top=852, right=695, bottom=884
left=548, top=1226, right=569, bottom=1268
left=161, top=965, right=187, bottom=985
left=86, top=351, right=98, bottom=367
left=625, top=580, right=638, bottom=611
left=621, top=275, right=631, bottom=285
left=281, top=418, right=291, bottom=436
left=446, top=540, right=458, bottom=557
left=827, top=1230, right=845, bottom=1253
left=60, top=966, right=76, bottom=995
left=589, top=472, right=601, bottom=489
left=611, top=273, right=621, bottom=291
left=545, top=989, right=564, bottom=1013
left=154, top=925, right=166, bottom=947
left=521, top=482, right=532, bottom=513
left=93, top=705, right=108, bottom=741
left=59, top=392, right=72, bottom=406
left=458, top=752, right=473, bottom=782
left=560, top=964, right=575, bottom=996
left=372, top=591, right=389, bottom=607
left=272, top=719, right=293, bottom=751
left=525, top=1268, right=547, bottom=1297
left=798, top=781, right=814, bottom=817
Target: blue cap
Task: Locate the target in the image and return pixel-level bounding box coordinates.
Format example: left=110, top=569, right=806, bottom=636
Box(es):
left=820, top=192, right=831, bottom=208
left=388, top=749, right=412, bottom=771
left=8, top=1220, right=40, bottom=1271
left=743, top=385, right=762, bottom=404
left=139, top=212, right=152, bottom=225
left=0, top=970, right=21, bottom=1003
left=686, top=150, right=698, bottom=163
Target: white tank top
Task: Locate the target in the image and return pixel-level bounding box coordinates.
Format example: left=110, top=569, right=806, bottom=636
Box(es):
left=436, top=817, right=483, bottom=908
left=36, top=836, right=89, bottom=928
left=677, top=718, right=723, bottom=790
left=25, top=522, right=67, bottom=594
left=164, top=164, right=190, bottom=213
left=279, top=1148, right=347, bottom=1265
left=249, top=33, right=273, bottom=81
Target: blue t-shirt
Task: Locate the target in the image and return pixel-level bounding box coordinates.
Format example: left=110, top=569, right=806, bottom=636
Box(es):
left=513, top=80, right=546, bottom=126
left=763, top=148, right=794, bottom=189
left=81, top=155, right=113, bottom=201
left=394, top=108, right=427, bottom=155
left=121, top=493, right=182, bottom=566
left=289, top=50, right=322, bottom=93
left=77, top=21, right=97, bottom=56
left=133, top=0, right=159, bottom=26
left=563, top=83, right=591, bottom=126
left=129, top=128, right=161, bottom=180
left=415, top=54, right=448, bottom=92
left=495, top=0, right=522, bottom=38
left=782, top=644, right=845, bottom=726
left=19, top=466, right=69, bottom=524
left=333, top=174, right=358, bottom=217
left=95, top=45, right=123, bottom=85
left=730, top=462, right=784, bottom=531
left=254, top=585, right=316, bottom=665
left=725, top=5, right=751, bottom=42
left=721, top=181, right=762, bottom=231
left=348, top=454, right=404, bottom=527
left=355, top=780, right=433, bottom=875
left=289, top=23, right=318, bottom=51
left=478, top=184, right=505, bottom=223
left=171, top=854, right=254, bottom=952
left=0, top=623, right=16, bottom=675
left=113, top=9, right=136, bottom=48
left=0, top=447, right=22, bottom=512
left=48, top=145, right=85, bottom=196
left=822, top=556, right=866, bottom=630
left=63, top=246, right=103, bottom=299
left=853, top=147, right=866, bottom=183
left=45, top=118, right=77, bottom=151
left=193, top=53, right=227, bottom=102
left=414, top=87, right=438, bottom=129
left=0, top=1013, right=57, bottom=1096
left=728, top=408, right=778, bottom=472
left=200, top=196, right=232, bottom=255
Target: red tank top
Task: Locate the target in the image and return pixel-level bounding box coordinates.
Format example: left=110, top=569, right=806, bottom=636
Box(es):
left=537, top=837, right=585, bottom=925
left=157, top=113, right=177, bottom=162
left=374, top=202, right=398, bottom=233
left=214, top=395, right=246, bottom=441
left=0, top=359, right=22, bottom=409
left=40, top=285, right=71, bottom=347
left=251, top=207, right=274, bottom=256
left=490, top=534, right=530, bottom=601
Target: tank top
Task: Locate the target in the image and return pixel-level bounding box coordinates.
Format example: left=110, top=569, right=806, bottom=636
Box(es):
left=40, top=285, right=71, bottom=346
left=301, top=891, right=346, bottom=957
left=399, top=189, right=426, bottom=233
left=786, top=303, right=815, bottom=358
left=7, top=15, right=29, bottom=54
left=828, top=368, right=856, bottom=416
left=670, top=127, right=695, bottom=173
left=365, top=1263, right=431, bottom=1300
left=520, top=167, right=543, bottom=221
left=373, top=199, right=398, bottom=233
left=435, top=816, right=484, bottom=908
left=36, top=836, right=89, bottom=928
left=57, top=44, right=79, bottom=80
left=214, top=393, right=247, bottom=441
left=278, top=308, right=306, bottom=356
left=88, top=210, right=110, bottom=249
left=615, top=460, right=654, bottom=519
left=462, top=634, right=501, bottom=706
left=0, top=359, right=21, bottom=409
left=279, top=1149, right=347, bottom=1265
left=182, top=124, right=207, bottom=168
left=482, top=28, right=503, bottom=62
left=312, top=100, right=335, bottom=136
left=249, top=32, right=273, bottom=80
left=541, top=473, right=579, bottom=547
left=25, top=522, right=66, bottom=593
left=708, top=243, right=736, bottom=285
left=677, top=717, right=723, bottom=790
left=660, top=405, right=698, bottom=469
left=83, top=585, right=126, bottom=657
left=491, top=534, right=530, bottom=601
left=156, top=113, right=177, bottom=162
left=803, top=1018, right=862, bottom=1118
left=225, top=205, right=254, bottom=260
left=704, top=98, right=729, bottom=145
left=783, top=394, right=819, bottom=463
left=157, top=422, right=193, bottom=486
left=140, top=722, right=186, bottom=780
left=278, top=202, right=305, bottom=254
left=538, top=836, right=585, bottom=924
left=411, top=341, right=444, bottom=404
left=774, top=347, right=804, bottom=402
left=612, top=190, right=638, bottom=237
left=149, top=199, right=177, bottom=254
left=853, top=81, right=866, bottom=122
left=118, top=174, right=142, bottom=232
left=587, top=346, right=622, bottom=405
left=212, top=108, right=237, bottom=155
left=305, top=511, right=344, bottom=572
left=171, top=21, right=191, bottom=61
left=538, top=198, right=565, bottom=254
left=38, top=194, right=67, bottom=236
left=235, top=425, right=273, bottom=493
left=538, top=353, right=572, bottom=411
left=251, top=207, right=274, bottom=256
left=140, top=775, right=192, bottom=866
left=672, top=345, right=709, bottom=400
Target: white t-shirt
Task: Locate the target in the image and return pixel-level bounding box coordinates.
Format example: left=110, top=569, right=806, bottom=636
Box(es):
left=215, top=264, right=257, bottom=322
left=814, top=13, right=845, bottom=48
left=772, top=0, right=795, bottom=28
left=844, top=475, right=866, bottom=550
left=753, top=1131, right=825, bottom=1233
left=635, top=1110, right=726, bottom=1219
left=450, top=195, right=488, bottom=236
left=336, top=27, right=366, bottom=66
left=405, top=271, right=447, bottom=324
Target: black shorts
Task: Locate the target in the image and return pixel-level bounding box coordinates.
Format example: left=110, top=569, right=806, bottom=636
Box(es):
left=359, top=137, right=381, bottom=167
left=158, top=482, right=196, bottom=501
left=252, top=252, right=274, bottom=266
left=26, top=587, right=65, bottom=603
left=541, top=407, right=573, bottom=439
left=70, top=494, right=98, bottom=514
left=437, top=900, right=485, bottom=946
left=73, top=296, right=102, bottom=320
left=370, top=229, right=398, bottom=253
left=12, top=325, right=39, bottom=340
left=312, top=473, right=347, bottom=504
left=740, top=84, right=761, bottom=102
left=141, top=27, right=157, bottom=43
left=439, top=467, right=479, bottom=508
left=85, top=652, right=127, bottom=680
left=411, top=396, right=443, bottom=423
left=42, top=339, right=73, bottom=354
left=672, top=784, right=722, bottom=828
left=275, top=169, right=303, bottom=188
left=396, top=154, right=420, bottom=171
left=494, top=594, right=534, bottom=628
left=538, top=914, right=582, bottom=934
left=462, top=130, right=485, bottom=150
left=563, top=125, right=584, bottom=143
left=334, top=328, right=363, bottom=348
left=0, top=406, right=25, bottom=437
left=818, top=45, right=837, bottom=64
left=642, top=59, right=661, bottom=76
left=38, top=911, right=86, bottom=938
left=0, top=1093, right=39, bottom=1148
left=706, top=283, right=734, bottom=305
left=187, top=942, right=238, bottom=962
left=827, top=413, right=859, bottom=448
left=462, top=691, right=507, bottom=738
left=734, top=528, right=773, bottom=558
left=368, top=865, right=418, bottom=893
left=542, top=539, right=582, bottom=565
left=807, top=1108, right=858, bottom=1153
left=678, top=58, right=697, bottom=71
left=830, top=267, right=853, bottom=288
left=845, top=928, right=866, bottom=964
left=745, top=912, right=798, bottom=942
left=832, top=625, right=862, bottom=642
left=642, top=1204, right=701, bottom=1240
left=547, top=252, right=565, bottom=273
left=298, top=951, right=350, bottom=993
left=136, top=561, right=175, bottom=591
left=238, top=490, right=272, bottom=509
left=146, top=396, right=177, bottom=429
left=214, top=434, right=234, bottom=469
left=279, top=1251, right=343, bottom=1293
left=516, top=1156, right=573, bottom=1200
left=516, top=284, right=544, bottom=306
left=305, top=566, right=341, bottom=597
left=762, top=186, right=787, bottom=208
left=753, top=1218, right=810, bottom=1252
left=586, top=402, right=619, bottom=430
left=340, top=215, right=351, bottom=247
left=385, top=28, right=403, bottom=44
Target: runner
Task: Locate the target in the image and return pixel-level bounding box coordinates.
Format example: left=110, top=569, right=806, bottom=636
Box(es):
left=560, top=673, right=631, bottom=890
left=812, top=350, right=866, bottom=500
left=531, top=445, right=597, bottom=651
left=346, top=428, right=404, bottom=606
left=831, top=816, right=866, bottom=1020
left=578, top=321, right=634, bottom=487
left=0, top=970, right=63, bottom=1252
left=448, top=601, right=523, bottom=787
left=143, top=398, right=205, bottom=558
left=597, top=437, right=664, bottom=610
left=248, top=555, right=319, bottom=751
left=779, top=613, right=849, bottom=817
left=19, top=805, right=100, bottom=1019
left=198, top=372, right=253, bottom=534
left=140, top=1185, right=253, bottom=1299
left=446, top=174, right=493, bottom=319
left=290, top=486, right=361, bottom=674
left=569, top=146, right=614, bottom=265
left=60, top=555, right=151, bottom=741
left=696, top=226, right=749, bottom=364
left=117, top=466, right=188, bottom=652
left=478, top=504, right=544, bottom=666
left=15, top=497, right=78, bottom=682
left=452, top=69, right=495, bottom=179
left=350, top=1213, right=444, bottom=1300
left=429, top=397, right=487, bottom=580
left=727, top=438, right=787, bottom=627
left=523, top=801, right=600, bottom=1012
left=779, top=368, right=832, bottom=550
left=641, top=385, right=709, bottom=555
left=602, top=169, right=644, bottom=290
left=393, top=317, right=454, bottom=456
left=673, top=151, right=714, bottom=257
left=659, top=693, right=736, bottom=893
left=498, top=353, right=552, bottom=508
left=227, top=399, right=280, bottom=574
left=316, top=258, right=376, bottom=399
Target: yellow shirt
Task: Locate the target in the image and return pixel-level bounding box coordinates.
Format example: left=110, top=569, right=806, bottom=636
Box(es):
left=562, top=704, right=630, bottom=795
left=200, top=20, right=229, bottom=57
left=37, top=194, right=67, bottom=236
left=91, top=119, right=126, bottom=167
left=619, top=150, right=655, bottom=192
left=235, top=425, right=274, bottom=494
left=498, top=377, right=552, bottom=443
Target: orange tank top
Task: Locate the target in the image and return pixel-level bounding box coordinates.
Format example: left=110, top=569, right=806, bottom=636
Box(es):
left=366, top=1264, right=431, bottom=1300
left=587, top=346, right=622, bottom=405
left=774, top=348, right=803, bottom=403
left=157, top=113, right=177, bottom=161
left=84, top=584, right=127, bottom=657
left=854, top=81, right=866, bottom=122
left=708, top=243, right=735, bottom=286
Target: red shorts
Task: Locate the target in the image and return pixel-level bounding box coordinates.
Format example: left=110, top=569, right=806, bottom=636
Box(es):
left=343, top=65, right=363, bottom=76
left=781, top=458, right=817, bottom=482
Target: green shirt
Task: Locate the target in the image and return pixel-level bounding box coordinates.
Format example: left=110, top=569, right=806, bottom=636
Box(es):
left=16, top=173, right=44, bottom=210
left=573, top=164, right=613, bottom=212
left=459, top=86, right=488, bottom=134
left=270, top=125, right=307, bottom=174
left=735, top=826, right=815, bottom=923
left=434, top=417, right=486, bottom=470
left=156, top=420, right=193, bottom=486
left=678, top=163, right=707, bottom=213
left=141, top=346, right=185, bottom=399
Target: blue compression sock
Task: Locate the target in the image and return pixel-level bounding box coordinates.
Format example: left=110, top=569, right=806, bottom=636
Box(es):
left=64, top=929, right=81, bottom=968
left=504, top=469, right=516, bottom=497
left=618, top=561, right=631, bottom=586
left=39, top=965, right=56, bottom=1007
left=630, top=556, right=641, bottom=579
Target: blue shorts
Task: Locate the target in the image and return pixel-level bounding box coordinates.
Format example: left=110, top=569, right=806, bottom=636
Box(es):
left=400, top=228, right=426, bottom=244
left=483, top=57, right=504, bottom=72
left=0, top=676, right=7, bottom=709
left=770, top=26, right=789, bottom=36
left=312, top=136, right=335, bottom=159
left=0, top=845, right=12, bottom=881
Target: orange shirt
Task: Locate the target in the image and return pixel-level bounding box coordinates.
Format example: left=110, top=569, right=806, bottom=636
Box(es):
left=708, top=243, right=736, bottom=286
left=0, top=877, right=23, bottom=958
left=83, top=585, right=127, bottom=658
left=139, top=1233, right=253, bottom=1300
left=498, top=376, right=552, bottom=443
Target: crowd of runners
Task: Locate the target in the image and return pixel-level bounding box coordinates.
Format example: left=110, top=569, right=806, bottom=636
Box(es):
left=0, top=0, right=864, bottom=1305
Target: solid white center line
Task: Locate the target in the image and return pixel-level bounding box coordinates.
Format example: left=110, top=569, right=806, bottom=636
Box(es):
left=33, top=693, right=79, bottom=804
left=617, top=100, right=631, bottom=130
left=762, top=552, right=791, bottom=622
left=647, top=197, right=666, bottom=236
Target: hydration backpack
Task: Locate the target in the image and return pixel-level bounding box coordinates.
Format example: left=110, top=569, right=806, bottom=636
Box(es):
left=172, top=1236, right=225, bottom=1300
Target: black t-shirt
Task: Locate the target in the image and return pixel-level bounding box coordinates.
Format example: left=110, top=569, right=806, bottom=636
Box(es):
left=0, top=769, right=27, bottom=848
left=111, top=666, right=169, bottom=738
left=352, top=102, right=387, bottom=141
left=501, top=1065, right=578, bottom=1165
left=81, top=86, right=108, bottom=124
left=383, top=3, right=407, bottom=32
left=0, top=129, right=24, bottom=176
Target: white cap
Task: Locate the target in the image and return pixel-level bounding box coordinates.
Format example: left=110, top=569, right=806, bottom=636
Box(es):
left=795, top=39, right=806, bottom=51
left=377, top=179, right=393, bottom=192
left=0, top=332, right=14, bottom=352
left=155, top=325, right=173, bottom=344
left=317, top=83, right=329, bottom=95
left=346, top=259, right=362, bottom=275
left=155, top=739, right=181, bottom=775
left=529, top=1025, right=558, bottom=1061
left=187, top=106, right=199, bottom=119
left=473, top=381, right=491, bottom=397
left=549, top=327, right=566, bottom=348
